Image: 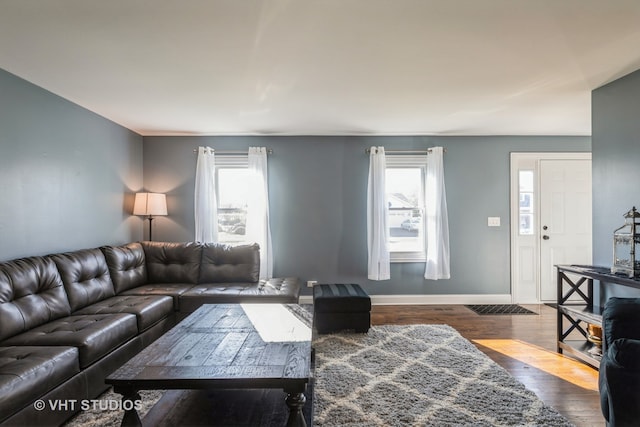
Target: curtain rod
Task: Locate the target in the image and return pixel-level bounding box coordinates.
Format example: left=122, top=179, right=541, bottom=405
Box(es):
left=193, top=148, right=273, bottom=154
left=364, top=148, right=446, bottom=154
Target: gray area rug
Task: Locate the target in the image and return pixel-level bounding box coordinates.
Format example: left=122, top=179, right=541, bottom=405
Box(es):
left=64, top=323, right=572, bottom=426
left=313, top=324, right=573, bottom=426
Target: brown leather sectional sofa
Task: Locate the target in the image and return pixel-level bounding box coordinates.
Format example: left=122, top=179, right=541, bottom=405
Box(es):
left=0, top=241, right=300, bottom=426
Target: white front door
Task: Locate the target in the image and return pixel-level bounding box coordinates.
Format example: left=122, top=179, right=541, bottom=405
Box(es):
left=539, top=159, right=592, bottom=301
left=510, top=153, right=592, bottom=304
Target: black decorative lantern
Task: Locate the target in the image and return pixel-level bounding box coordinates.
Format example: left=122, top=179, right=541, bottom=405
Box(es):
left=612, top=207, right=640, bottom=278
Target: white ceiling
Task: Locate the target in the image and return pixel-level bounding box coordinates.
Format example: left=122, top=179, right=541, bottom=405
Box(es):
left=1, top=0, right=640, bottom=136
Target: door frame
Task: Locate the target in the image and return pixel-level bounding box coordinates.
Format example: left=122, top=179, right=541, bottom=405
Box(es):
left=510, top=152, right=592, bottom=303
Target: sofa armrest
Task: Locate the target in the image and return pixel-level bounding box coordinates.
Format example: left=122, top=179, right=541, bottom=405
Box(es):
left=600, top=344, right=640, bottom=427
left=600, top=298, right=640, bottom=426
left=608, top=338, right=640, bottom=370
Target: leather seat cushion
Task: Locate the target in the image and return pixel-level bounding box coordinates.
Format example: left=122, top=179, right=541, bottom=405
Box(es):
left=0, top=346, right=79, bottom=418
left=180, top=278, right=300, bottom=312
left=1, top=314, right=137, bottom=368
left=121, top=284, right=196, bottom=311
left=73, top=295, right=174, bottom=332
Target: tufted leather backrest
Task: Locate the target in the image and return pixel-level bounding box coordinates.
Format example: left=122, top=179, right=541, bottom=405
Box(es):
left=141, top=241, right=202, bottom=284
left=51, top=248, right=115, bottom=312
left=0, top=256, right=71, bottom=341
left=101, top=243, right=148, bottom=294
left=199, top=243, right=260, bottom=283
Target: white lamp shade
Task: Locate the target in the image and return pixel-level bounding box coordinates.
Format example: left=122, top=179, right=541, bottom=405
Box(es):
left=133, top=193, right=167, bottom=216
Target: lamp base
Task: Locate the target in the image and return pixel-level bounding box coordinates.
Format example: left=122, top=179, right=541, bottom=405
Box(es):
left=147, top=216, right=154, bottom=241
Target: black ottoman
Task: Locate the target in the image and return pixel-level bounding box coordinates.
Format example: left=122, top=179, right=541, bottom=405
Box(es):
left=313, top=283, right=371, bottom=333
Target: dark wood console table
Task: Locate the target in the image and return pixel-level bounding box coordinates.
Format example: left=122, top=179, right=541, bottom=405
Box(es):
left=556, top=265, right=640, bottom=368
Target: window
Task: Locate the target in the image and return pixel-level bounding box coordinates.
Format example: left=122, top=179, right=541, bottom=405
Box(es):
left=386, top=155, right=427, bottom=262
left=519, top=170, right=534, bottom=235
left=216, top=156, right=250, bottom=245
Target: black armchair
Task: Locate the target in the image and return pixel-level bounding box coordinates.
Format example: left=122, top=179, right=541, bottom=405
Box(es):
left=599, top=297, right=640, bottom=427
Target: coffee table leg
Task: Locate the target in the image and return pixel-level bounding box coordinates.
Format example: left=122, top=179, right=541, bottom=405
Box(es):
left=119, top=389, right=142, bottom=427
left=285, top=392, right=306, bottom=427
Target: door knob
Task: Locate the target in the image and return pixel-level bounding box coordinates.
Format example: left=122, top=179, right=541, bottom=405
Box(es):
left=543, top=235, right=550, bottom=240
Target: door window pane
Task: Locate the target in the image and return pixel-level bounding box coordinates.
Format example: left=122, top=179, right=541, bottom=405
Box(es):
left=519, top=170, right=534, bottom=235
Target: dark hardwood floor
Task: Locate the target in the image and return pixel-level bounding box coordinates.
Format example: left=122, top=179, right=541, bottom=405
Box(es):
left=371, top=304, right=603, bottom=427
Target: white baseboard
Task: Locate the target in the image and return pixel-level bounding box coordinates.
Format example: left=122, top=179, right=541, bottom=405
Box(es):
left=299, top=294, right=512, bottom=305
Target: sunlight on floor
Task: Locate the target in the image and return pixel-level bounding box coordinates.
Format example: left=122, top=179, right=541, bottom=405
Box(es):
left=473, top=339, right=598, bottom=391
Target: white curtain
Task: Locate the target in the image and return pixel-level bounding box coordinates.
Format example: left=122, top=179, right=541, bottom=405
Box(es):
left=367, top=146, right=390, bottom=280
left=424, top=146, right=450, bottom=280
left=194, top=146, right=218, bottom=243
left=246, top=147, right=273, bottom=280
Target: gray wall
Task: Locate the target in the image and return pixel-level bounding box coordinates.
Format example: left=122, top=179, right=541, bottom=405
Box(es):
left=144, top=135, right=589, bottom=296
left=592, top=68, right=640, bottom=301
left=0, top=69, right=144, bottom=261
left=0, top=64, right=592, bottom=297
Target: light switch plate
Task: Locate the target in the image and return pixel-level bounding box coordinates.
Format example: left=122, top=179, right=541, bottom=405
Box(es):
left=488, top=217, right=501, bottom=227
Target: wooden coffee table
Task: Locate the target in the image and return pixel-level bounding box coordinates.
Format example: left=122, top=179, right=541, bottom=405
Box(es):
left=106, top=304, right=312, bottom=427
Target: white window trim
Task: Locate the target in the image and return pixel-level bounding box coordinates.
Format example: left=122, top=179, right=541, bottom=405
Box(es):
left=386, top=154, right=428, bottom=263
left=215, top=154, right=248, bottom=168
